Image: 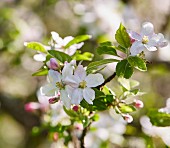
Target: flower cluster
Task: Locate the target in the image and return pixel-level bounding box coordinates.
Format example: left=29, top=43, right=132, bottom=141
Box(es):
left=41, top=60, right=104, bottom=108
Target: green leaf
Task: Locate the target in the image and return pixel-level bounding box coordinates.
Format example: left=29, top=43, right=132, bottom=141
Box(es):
left=119, top=104, right=136, bottom=113
left=97, top=45, right=117, bottom=56
left=48, top=50, right=72, bottom=63
left=116, top=59, right=133, bottom=79
left=128, top=56, right=147, bottom=71
left=65, top=35, right=91, bottom=49
left=86, top=59, right=119, bottom=74
left=24, top=42, right=47, bottom=53
left=32, top=68, right=48, bottom=76
left=148, top=109, right=170, bottom=127
left=115, top=45, right=127, bottom=53
left=72, top=51, right=94, bottom=61
left=115, top=23, right=131, bottom=48
left=63, top=106, right=78, bottom=117
left=99, top=41, right=112, bottom=46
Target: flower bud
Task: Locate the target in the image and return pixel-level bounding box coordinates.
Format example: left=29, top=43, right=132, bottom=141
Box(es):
left=53, top=132, right=59, bottom=141
left=47, top=58, right=58, bottom=70
left=49, top=97, right=58, bottom=104
left=72, top=105, right=79, bottom=112
left=122, top=114, right=133, bottom=123
left=24, top=102, right=40, bottom=112
left=134, top=99, right=144, bottom=108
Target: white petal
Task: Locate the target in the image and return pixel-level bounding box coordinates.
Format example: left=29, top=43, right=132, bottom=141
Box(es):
left=33, top=53, right=46, bottom=61
left=144, top=44, right=157, bottom=51
left=65, top=85, right=74, bottom=97
left=40, top=84, right=57, bottom=96
left=63, top=36, right=74, bottom=46
left=60, top=90, right=71, bottom=108
left=64, top=75, right=79, bottom=88
left=65, top=47, right=77, bottom=56
left=71, top=88, right=83, bottom=105
left=85, top=73, right=104, bottom=87
left=127, top=30, right=142, bottom=41
left=141, top=22, right=154, bottom=36
left=74, top=65, right=86, bottom=82
left=51, top=31, right=63, bottom=45
left=62, top=62, right=74, bottom=79
left=130, top=41, right=145, bottom=56
left=48, top=70, right=62, bottom=83
left=83, top=87, right=95, bottom=104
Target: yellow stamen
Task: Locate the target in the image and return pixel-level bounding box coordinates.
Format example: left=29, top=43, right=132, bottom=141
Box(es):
left=142, top=36, right=149, bottom=44
left=79, top=81, right=86, bottom=88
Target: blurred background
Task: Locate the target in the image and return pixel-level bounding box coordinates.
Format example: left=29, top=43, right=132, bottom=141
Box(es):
left=0, top=0, right=170, bottom=147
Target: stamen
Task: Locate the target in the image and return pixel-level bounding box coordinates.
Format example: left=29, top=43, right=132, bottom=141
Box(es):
left=79, top=80, right=86, bottom=88
left=142, top=36, right=149, bottom=44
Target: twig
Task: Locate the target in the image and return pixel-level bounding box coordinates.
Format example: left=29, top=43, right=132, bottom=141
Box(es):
left=96, top=72, right=116, bottom=89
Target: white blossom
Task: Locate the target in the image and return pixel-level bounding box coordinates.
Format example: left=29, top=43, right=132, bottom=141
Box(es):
left=128, top=22, right=168, bottom=56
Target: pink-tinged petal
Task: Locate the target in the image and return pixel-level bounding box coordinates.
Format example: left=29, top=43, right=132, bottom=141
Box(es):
left=64, top=75, right=79, bottom=88
left=51, top=31, right=63, bottom=45
left=40, top=84, right=57, bottom=96
left=74, top=65, right=86, bottom=82
left=127, top=30, right=142, bottom=41
left=25, top=102, right=40, bottom=112
left=85, top=73, right=104, bottom=87
left=48, top=70, right=62, bottom=83
left=60, top=90, right=71, bottom=108
left=47, top=58, right=58, bottom=70
left=154, top=33, right=168, bottom=47
left=130, top=41, right=145, bottom=56
left=63, top=36, right=74, bottom=46
left=33, top=53, right=46, bottom=61
left=141, top=22, right=154, bottom=36
left=144, top=44, right=157, bottom=51
left=62, top=63, right=74, bottom=79
left=71, top=88, right=83, bottom=105
left=83, top=87, right=95, bottom=104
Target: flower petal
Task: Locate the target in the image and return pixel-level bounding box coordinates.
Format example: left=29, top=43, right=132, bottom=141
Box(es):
left=141, top=22, right=154, bottom=36
left=60, top=90, right=71, bottom=108
left=40, top=84, right=57, bottom=96
left=33, top=53, right=46, bottom=62
left=63, top=36, right=74, bottom=46
left=144, top=44, right=157, bottom=51
left=127, top=30, right=142, bottom=41
left=130, top=41, right=145, bottom=56
left=74, top=65, right=86, bottom=82
left=71, top=88, right=83, bottom=105
left=64, top=75, right=79, bottom=88
left=85, top=73, right=104, bottom=87
left=48, top=70, right=62, bottom=83
left=51, top=31, right=63, bottom=45
left=62, top=62, right=74, bottom=79
left=83, top=87, right=95, bottom=104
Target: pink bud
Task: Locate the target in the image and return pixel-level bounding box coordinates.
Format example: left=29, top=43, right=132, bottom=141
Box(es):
left=72, top=105, right=79, bottom=112
left=130, top=38, right=136, bottom=44
left=53, top=132, right=59, bottom=141
left=122, top=114, right=133, bottom=123
left=74, top=123, right=83, bottom=130
left=47, top=58, right=58, bottom=70
left=24, top=102, right=40, bottom=112
left=134, top=99, right=144, bottom=108
left=49, top=97, right=58, bottom=104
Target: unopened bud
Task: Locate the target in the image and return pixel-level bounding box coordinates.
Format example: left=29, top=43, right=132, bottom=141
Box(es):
left=49, top=97, right=58, bottom=104
left=134, top=99, right=144, bottom=108
left=47, top=58, right=58, bottom=70
left=24, top=102, right=40, bottom=112
left=72, top=105, right=79, bottom=112
left=74, top=123, right=83, bottom=130
left=53, top=132, right=59, bottom=141
left=122, top=114, right=133, bottom=123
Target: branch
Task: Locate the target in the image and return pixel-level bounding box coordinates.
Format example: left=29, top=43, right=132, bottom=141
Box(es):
left=96, top=72, right=116, bottom=89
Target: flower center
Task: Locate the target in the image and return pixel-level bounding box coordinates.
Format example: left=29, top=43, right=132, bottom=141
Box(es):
left=56, top=82, right=64, bottom=89
left=79, top=80, right=86, bottom=88
left=142, top=36, right=149, bottom=44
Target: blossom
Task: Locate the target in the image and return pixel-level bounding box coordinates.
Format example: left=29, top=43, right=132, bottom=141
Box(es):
left=51, top=31, right=84, bottom=56
left=122, top=114, right=133, bottom=123
left=133, top=99, right=144, bottom=108
left=46, top=58, right=59, bottom=70
left=128, top=22, right=168, bottom=56
left=65, top=65, right=104, bottom=105
left=40, top=61, right=75, bottom=108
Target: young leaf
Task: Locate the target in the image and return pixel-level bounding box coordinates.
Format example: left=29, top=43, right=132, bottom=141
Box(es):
left=48, top=50, right=72, bottom=63
left=24, top=42, right=47, bottom=53
left=128, top=56, right=147, bottom=71
left=115, top=45, right=127, bottom=53
left=115, top=23, right=131, bottom=49
left=97, top=46, right=117, bottom=56
left=32, top=68, right=48, bottom=76
left=116, top=59, right=133, bottom=79
left=72, top=51, right=94, bottom=61
left=99, top=41, right=112, bottom=46
left=119, top=104, right=136, bottom=113
left=65, top=35, right=91, bottom=49
left=86, top=59, right=119, bottom=74
left=148, top=109, right=170, bottom=127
